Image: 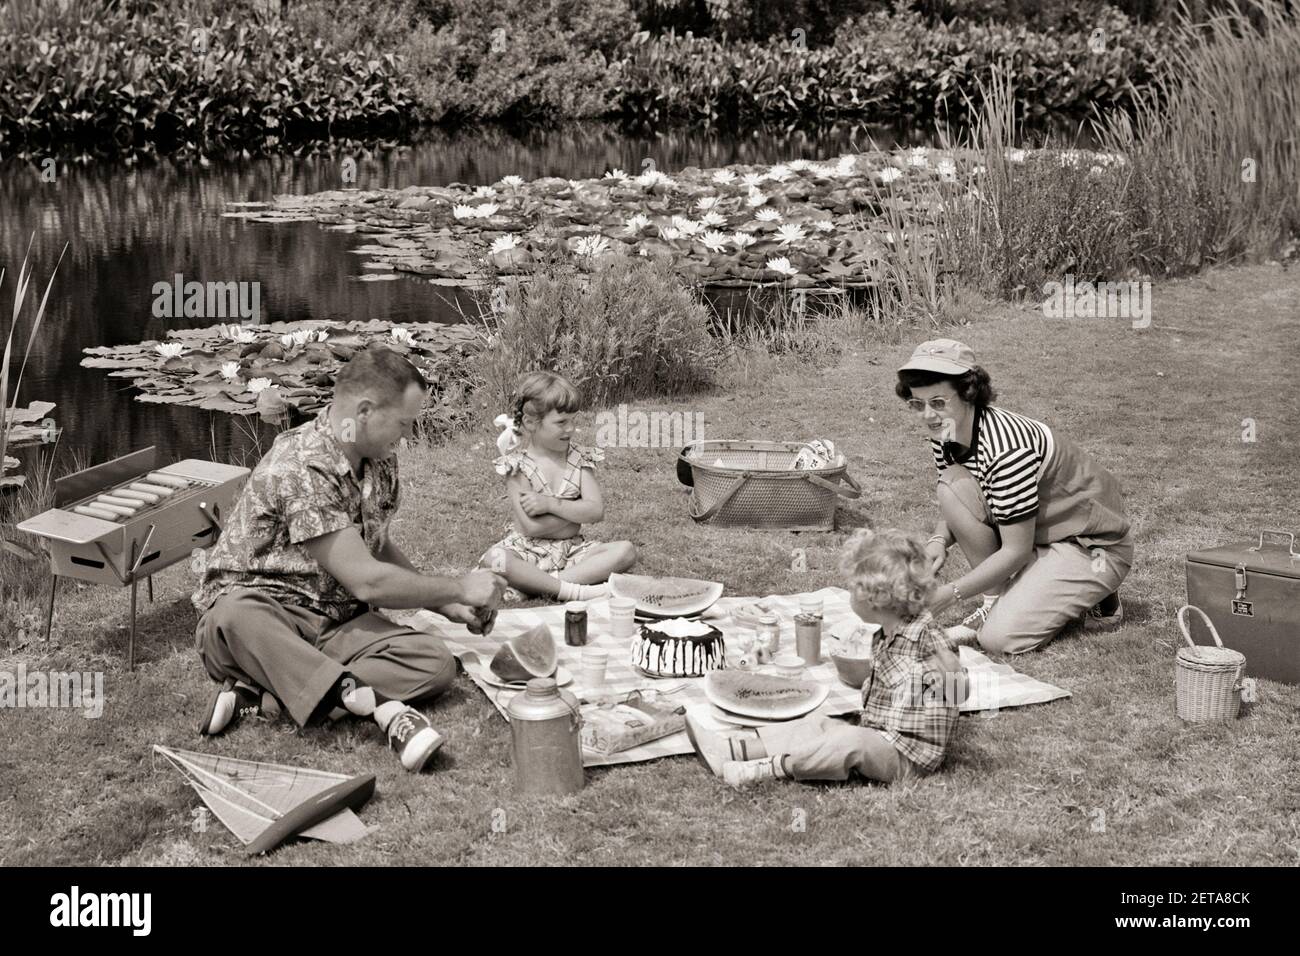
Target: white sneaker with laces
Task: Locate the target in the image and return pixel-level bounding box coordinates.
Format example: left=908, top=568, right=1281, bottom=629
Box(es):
left=1082, top=594, right=1123, bottom=631
left=944, top=598, right=996, bottom=645
left=722, top=757, right=783, bottom=789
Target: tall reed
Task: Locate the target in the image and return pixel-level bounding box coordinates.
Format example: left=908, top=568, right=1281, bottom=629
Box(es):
left=1097, top=0, right=1300, bottom=265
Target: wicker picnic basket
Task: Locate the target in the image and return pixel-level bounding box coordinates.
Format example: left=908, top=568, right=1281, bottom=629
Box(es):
left=1175, top=605, right=1246, bottom=723
left=677, top=440, right=861, bottom=531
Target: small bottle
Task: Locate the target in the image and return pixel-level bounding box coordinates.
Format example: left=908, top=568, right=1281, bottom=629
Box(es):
left=757, top=614, right=780, bottom=663
left=564, top=601, right=589, bottom=647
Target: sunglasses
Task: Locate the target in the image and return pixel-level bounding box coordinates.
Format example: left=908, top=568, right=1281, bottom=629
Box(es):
left=905, top=397, right=952, bottom=413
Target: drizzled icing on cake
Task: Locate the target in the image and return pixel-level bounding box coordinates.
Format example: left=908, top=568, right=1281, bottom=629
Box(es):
left=632, top=619, right=725, bottom=677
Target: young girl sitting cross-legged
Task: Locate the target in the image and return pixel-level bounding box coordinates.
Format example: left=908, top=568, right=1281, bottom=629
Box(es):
left=479, top=371, right=637, bottom=602
left=686, top=527, right=968, bottom=788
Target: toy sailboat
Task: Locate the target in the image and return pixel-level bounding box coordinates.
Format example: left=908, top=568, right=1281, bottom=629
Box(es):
left=154, top=744, right=376, bottom=856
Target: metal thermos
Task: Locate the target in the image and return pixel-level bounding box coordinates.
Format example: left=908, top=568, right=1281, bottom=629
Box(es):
left=506, top=678, right=585, bottom=795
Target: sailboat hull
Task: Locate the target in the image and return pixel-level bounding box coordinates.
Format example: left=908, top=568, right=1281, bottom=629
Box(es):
left=244, top=773, right=376, bottom=856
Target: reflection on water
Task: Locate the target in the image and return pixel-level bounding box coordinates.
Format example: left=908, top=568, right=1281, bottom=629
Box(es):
left=0, top=119, right=955, bottom=474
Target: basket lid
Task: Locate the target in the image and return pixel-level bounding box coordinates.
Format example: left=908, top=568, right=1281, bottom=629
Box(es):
left=1177, top=645, right=1245, bottom=667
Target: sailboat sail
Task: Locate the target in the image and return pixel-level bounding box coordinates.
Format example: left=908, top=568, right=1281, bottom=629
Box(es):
left=154, top=745, right=372, bottom=852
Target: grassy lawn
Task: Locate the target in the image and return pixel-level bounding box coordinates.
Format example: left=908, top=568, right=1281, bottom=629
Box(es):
left=3, top=262, right=1298, bottom=866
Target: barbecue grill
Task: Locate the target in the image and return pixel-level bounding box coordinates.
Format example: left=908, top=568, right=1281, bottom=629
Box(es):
left=17, top=447, right=250, bottom=668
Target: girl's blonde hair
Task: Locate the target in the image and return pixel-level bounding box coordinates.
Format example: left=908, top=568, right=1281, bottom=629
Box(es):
left=510, top=371, right=582, bottom=431
left=838, top=527, right=936, bottom=618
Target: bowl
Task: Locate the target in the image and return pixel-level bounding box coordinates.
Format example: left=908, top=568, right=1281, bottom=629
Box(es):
left=830, top=651, right=873, bottom=689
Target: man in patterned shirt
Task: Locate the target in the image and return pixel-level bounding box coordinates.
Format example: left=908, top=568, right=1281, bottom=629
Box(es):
left=192, top=347, right=506, bottom=772
left=686, top=528, right=967, bottom=788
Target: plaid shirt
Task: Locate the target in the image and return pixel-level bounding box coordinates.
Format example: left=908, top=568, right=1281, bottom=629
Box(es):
left=859, top=610, right=964, bottom=772
left=192, top=406, right=399, bottom=623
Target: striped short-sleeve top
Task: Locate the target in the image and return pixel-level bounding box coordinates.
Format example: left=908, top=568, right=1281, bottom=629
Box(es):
left=929, top=405, right=1056, bottom=525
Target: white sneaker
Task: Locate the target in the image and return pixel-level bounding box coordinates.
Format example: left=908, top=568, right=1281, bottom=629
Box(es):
left=944, top=599, right=996, bottom=645
left=684, top=713, right=761, bottom=778
left=722, top=757, right=781, bottom=789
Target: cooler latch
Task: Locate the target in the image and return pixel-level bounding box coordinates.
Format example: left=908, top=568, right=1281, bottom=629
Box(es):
left=1234, top=563, right=1248, bottom=599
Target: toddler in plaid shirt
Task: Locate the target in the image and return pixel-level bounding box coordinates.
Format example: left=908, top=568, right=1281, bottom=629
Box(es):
left=686, top=528, right=968, bottom=788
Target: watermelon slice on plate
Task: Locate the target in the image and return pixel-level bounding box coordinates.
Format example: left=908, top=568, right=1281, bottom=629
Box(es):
left=609, top=573, right=724, bottom=619
left=704, top=670, right=829, bottom=721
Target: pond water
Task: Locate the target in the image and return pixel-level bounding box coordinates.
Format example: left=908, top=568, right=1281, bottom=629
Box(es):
left=0, top=118, right=1077, bottom=476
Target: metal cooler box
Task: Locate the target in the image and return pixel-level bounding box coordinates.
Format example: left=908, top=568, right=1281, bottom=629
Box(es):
left=1185, top=530, right=1300, bottom=685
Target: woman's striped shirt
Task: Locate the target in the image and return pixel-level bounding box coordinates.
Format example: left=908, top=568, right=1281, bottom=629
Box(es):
left=929, top=405, right=1056, bottom=525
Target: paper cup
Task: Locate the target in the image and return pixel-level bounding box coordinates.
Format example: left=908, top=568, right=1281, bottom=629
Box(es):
left=609, top=597, right=637, bottom=639
left=774, top=655, right=805, bottom=679
left=580, top=648, right=609, bottom=687
left=798, top=594, right=824, bottom=618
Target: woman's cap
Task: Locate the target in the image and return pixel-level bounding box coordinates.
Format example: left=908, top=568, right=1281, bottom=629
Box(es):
left=899, top=339, right=977, bottom=375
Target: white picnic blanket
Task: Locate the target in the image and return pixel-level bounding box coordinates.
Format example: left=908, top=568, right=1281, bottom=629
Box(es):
left=406, top=586, right=1070, bottom=767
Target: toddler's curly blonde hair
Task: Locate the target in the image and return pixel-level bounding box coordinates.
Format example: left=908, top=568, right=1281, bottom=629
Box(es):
left=838, top=527, right=936, bottom=618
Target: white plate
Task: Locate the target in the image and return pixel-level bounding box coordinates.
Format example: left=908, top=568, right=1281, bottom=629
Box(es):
left=476, top=665, right=574, bottom=690
left=704, top=672, right=830, bottom=721
left=708, top=704, right=796, bottom=728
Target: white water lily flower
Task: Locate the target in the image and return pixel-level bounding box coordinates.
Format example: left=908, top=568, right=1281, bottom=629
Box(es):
left=812, top=220, right=834, bottom=233
left=452, top=204, right=478, bottom=219
left=499, top=175, right=524, bottom=188
left=907, top=151, right=929, bottom=168
left=573, top=235, right=612, bottom=257
left=712, top=169, right=737, bottom=185
left=835, top=156, right=857, bottom=175
left=746, top=189, right=768, bottom=208
left=700, top=211, right=727, bottom=228
left=775, top=223, right=806, bottom=245
left=218, top=323, right=257, bottom=344
left=1006, top=148, right=1027, bottom=163
left=972, top=164, right=987, bottom=175
left=740, top=173, right=766, bottom=188
left=475, top=203, right=500, bottom=217
left=623, top=213, right=651, bottom=234
left=635, top=169, right=673, bottom=189
left=787, top=159, right=812, bottom=171
left=1088, top=165, right=1106, bottom=178
left=490, top=235, right=520, bottom=255
left=1059, top=150, right=1081, bottom=168
left=219, top=361, right=241, bottom=381
left=767, top=164, right=793, bottom=182
left=755, top=208, right=782, bottom=222
left=474, top=186, right=497, bottom=199
left=766, top=256, right=799, bottom=277
left=671, top=216, right=701, bottom=237
left=279, top=329, right=313, bottom=349
left=937, top=158, right=958, bottom=182
left=246, top=377, right=274, bottom=394
left=390, top=328, right=415, bottom=347
left=809, top=163, right=837, bottom=177
left=155, top=342, right=185, bottom=359
left=604, top=168, right=630, bottom=182
left=700, top=230, right=730, bottom=253
left=731, top=232, right=756, bottom=250
left=659, top=226, right=683, bottom=241
left=877, top=166, right=904, bottom=184
left=695, top=196, right=720, bottom=211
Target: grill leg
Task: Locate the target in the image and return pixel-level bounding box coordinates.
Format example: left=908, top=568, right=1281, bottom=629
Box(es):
left=129, top=578, right=138, bottom=671
left=44, top=575, right=58, bottom=642
left=147, top=575, right=154, bottom=603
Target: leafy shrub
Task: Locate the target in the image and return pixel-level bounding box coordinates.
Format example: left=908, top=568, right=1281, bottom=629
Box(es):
left=0, top=5, right=418, bottom=156
left=611, top=6, right=1171, bottom=125
left=469, top=257, right=721, bottom=415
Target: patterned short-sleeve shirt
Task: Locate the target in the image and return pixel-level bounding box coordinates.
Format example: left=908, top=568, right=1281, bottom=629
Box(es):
left=192, top=406, right=400, bottom=623
left=859, top=610, right=964, bottom=772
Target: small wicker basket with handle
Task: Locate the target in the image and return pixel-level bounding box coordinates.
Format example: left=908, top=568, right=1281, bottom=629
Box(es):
left=1175, top=605, right=1246, bottom=723
left=677, top=440, right=861, bottom=531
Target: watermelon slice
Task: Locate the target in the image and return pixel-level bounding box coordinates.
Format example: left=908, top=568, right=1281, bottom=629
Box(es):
left=704, top=670, right=829, bottom=721
left=609, top=573, right=724, bottom=619
left=489, top=623, right=558, bottom=682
